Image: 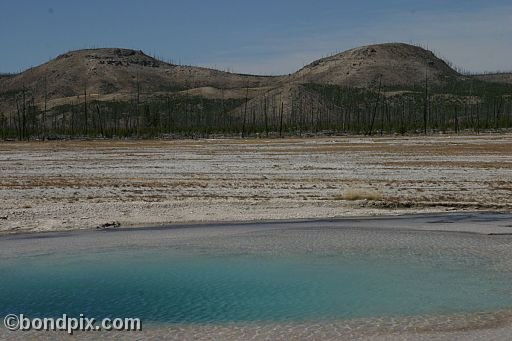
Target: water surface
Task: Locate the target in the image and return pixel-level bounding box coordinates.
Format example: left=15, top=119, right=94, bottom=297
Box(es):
left=1, top=239, right=512, bottom=324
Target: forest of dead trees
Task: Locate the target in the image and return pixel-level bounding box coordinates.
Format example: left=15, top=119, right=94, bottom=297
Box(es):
left=1, top=76, right=512, bottom=140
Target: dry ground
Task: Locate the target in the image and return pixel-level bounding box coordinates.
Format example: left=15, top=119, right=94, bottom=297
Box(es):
left=1, top=134, right=512, bottom=234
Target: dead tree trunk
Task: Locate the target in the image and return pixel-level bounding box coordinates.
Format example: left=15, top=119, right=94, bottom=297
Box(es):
left=368, top=77, right=382, bottom=136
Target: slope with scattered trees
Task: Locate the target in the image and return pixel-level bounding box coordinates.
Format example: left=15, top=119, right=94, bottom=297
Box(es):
left=1, top=43, right=511, bottom=139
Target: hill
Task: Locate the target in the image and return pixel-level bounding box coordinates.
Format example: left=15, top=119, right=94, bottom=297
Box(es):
left=473, top=73, right=512, bottom=84
left=291, top=43, right=460, bottom=87
left=0, top=43, right=461, bottom=110
left=236, top=43, right=465, bottom=126
left=0, top=48, right=282, bottom=112
left=1, top=43, right=512, bottom=139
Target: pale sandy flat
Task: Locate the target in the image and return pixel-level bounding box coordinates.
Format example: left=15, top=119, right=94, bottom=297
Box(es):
left=1, top=134, right=512, bottom=234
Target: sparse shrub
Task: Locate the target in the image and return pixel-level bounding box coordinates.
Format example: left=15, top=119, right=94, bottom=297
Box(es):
left=335, top=188, right=383, bottom=201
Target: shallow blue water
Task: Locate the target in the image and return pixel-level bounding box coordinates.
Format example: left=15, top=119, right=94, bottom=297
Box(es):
left=1, top=247, right=511, bottom=324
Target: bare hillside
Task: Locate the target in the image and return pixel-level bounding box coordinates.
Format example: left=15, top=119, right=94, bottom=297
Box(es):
left=292, top=43, right=460, bottom=87
left=473, top=73, right=512, bottom=84
left=229, top=83, right=338, bottom=127
left=0, top=48, right=283, bottom=111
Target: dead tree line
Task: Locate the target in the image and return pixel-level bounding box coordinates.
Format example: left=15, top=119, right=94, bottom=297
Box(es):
left=2, top=79, right=512, bottom=139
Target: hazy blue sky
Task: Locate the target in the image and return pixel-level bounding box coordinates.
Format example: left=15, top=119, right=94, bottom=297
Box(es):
left=1, top=0, right=511, bottom=75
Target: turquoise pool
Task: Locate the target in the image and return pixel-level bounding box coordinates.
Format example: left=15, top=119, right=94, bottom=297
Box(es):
left=1, top=242, right=511, bottom=324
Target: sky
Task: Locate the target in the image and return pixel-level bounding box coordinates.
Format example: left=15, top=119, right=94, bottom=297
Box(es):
left=1, top=0, right=511, bottom=75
